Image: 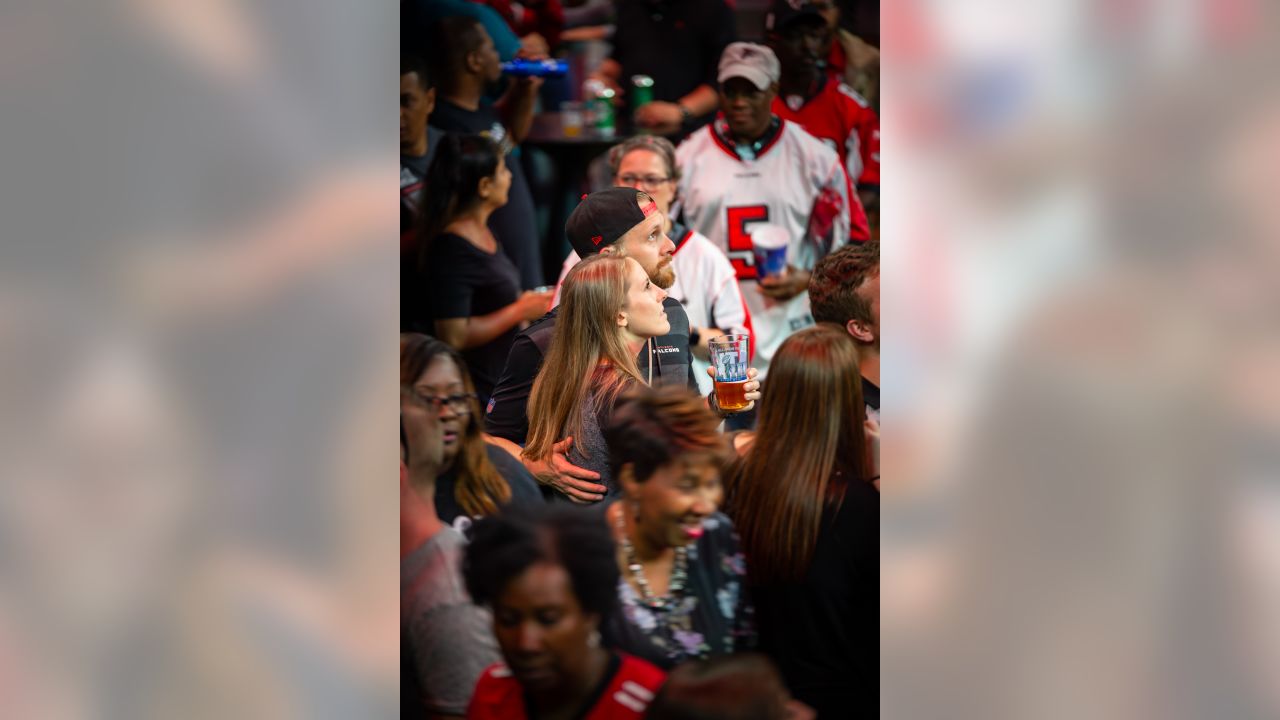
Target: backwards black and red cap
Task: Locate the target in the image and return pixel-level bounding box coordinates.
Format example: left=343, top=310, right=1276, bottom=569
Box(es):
left=565, top=188, right=660, bottom=259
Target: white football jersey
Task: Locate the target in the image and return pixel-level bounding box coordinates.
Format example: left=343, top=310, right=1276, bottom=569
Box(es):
left=553, top=227, right=750, bottom=396
left=675, top=118, right=851, bottom=376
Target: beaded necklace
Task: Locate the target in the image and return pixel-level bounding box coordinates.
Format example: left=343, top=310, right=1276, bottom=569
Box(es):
left=614, top=504, right=688, bottom=611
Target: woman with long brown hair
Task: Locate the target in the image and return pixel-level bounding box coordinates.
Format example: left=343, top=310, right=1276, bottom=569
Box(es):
left=725, top=323, right=878, bottom=717
left=401, top=333, right=541, bottom=529
left=523, top=253, right=671, bottom=501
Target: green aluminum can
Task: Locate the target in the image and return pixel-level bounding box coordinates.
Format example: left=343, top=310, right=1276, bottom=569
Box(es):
left=631, top=75, right=655, bottom=108
left=593, top=88, right=616, bottom=138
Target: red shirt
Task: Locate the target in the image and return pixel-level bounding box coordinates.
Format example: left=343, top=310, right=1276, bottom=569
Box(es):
left=772, top=75, right=880, bottom=188
left=467, top=654, right=666, bottom=720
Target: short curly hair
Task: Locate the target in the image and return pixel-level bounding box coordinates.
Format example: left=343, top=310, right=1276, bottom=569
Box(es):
left=463, top=505, right=620, bottom=618
left=603, top=385, right=730, bottom=485
left=808, top=241, right=878, bottom=328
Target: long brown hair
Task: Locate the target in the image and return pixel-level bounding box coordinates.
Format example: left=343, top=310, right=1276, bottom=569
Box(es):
left=525, top=254, right=646, bottom=462
left=728, top=324, right=868, bottom=583
left=400, top=333, right=510, bottom=516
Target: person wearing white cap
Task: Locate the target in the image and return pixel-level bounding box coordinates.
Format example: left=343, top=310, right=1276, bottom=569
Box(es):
left=674, top=42, right=869, bottom=398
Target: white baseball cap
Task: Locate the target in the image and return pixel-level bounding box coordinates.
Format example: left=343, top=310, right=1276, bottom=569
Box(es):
left=717, top=42, right=780, bottom=91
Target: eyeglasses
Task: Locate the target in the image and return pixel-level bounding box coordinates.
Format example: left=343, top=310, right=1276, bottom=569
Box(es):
left=617, top=174, right=671, bottom=189
left=401, top=386, right=476, bottom=413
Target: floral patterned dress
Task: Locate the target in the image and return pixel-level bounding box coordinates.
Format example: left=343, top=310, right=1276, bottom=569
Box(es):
left=603, top=510, right=756, bottom=669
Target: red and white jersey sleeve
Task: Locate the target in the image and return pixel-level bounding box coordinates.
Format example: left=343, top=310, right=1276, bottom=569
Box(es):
left=675, top=120, right=851, bottom=375
left=467, top=656, right=665, bottom=720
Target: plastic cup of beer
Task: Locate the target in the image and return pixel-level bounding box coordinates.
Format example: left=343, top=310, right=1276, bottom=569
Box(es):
left=708, top=334, right=751, bottom=412
left=561, top=101, right=584, bottom=137
left=750, top=224, right=789, bottom=279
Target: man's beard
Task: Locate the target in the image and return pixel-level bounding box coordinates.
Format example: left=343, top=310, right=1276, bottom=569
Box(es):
left=651, top=259, right=676, bottom=289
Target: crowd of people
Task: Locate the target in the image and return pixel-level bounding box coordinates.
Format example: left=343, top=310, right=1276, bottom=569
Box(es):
left=402, top=1, right=879, bottom=717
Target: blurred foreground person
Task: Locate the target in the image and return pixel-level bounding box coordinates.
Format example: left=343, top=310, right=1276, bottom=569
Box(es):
left=419, top=135, right=554, bottom=404
left=727, top=325, right=877, bottom=717
left=401, top=375, right=499, bottom=717
left=463, top=506, right=666, bottom=719
left=523, top=255, right=671, bottom=502
left=644, top=654, right=814, bottom=720
left=401, top=334, right=541, bottom=531
left=600, top=386, right=754, bottom=667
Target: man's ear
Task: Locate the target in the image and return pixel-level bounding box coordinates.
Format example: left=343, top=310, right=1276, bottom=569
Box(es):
left=465, top=50, right=481, bottom=74
left=424, top=87, right=437, bottom=116
left=847, top=318, right=874, bottom=344
left=598, top=244, right=618, bottom=256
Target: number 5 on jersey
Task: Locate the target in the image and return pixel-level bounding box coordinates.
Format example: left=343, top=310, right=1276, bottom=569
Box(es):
left=726, top=205, right=769, bottom=281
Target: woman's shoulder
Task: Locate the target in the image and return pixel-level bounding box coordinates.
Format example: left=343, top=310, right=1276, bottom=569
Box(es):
left=615, top=652, right=667, bottom=692
left=467, top=662, right=524, bottom=718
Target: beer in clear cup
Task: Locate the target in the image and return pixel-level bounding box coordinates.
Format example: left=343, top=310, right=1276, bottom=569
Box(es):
left=708, top=334, right=751, bottom=412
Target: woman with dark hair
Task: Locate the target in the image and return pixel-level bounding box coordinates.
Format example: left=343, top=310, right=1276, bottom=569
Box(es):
left=416, top=133, right=553, bottom=404
left=599, top=385, right=754, bottom=669
left=401, top=333, right=541, bottom=529
left=726, top=324, right=878, bottom=717
left=463, top=505, right=667, bottom=719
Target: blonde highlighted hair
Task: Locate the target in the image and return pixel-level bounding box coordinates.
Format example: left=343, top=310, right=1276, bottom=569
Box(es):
left=525, top=254, right=646, bottom=462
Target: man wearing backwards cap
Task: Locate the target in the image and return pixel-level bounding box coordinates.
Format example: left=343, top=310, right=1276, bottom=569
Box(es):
left=486, top=188, right=762, bottom=503
left=675, top=42, right=868, bottom=386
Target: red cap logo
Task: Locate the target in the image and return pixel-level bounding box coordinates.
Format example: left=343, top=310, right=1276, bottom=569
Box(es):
left=591, top=235, right=604, bottom=245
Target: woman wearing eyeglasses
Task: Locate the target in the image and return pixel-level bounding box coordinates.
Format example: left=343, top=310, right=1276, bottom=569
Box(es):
left=557, top=135, right=749, bottom=398
left=402, top=333, right=542, bottom=529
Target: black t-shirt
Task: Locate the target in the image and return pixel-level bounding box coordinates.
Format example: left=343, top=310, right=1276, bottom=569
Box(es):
left=749, top=479, right=879, bottom=717
left=434, top=444, right=543, bottom=531
left=484, top=297, right=698, bottom=444
left=611, top=0, right=735, bottom=129
left=427, top=233, right=522, bottom=403
left=429, top=101, right=543, bottom=289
